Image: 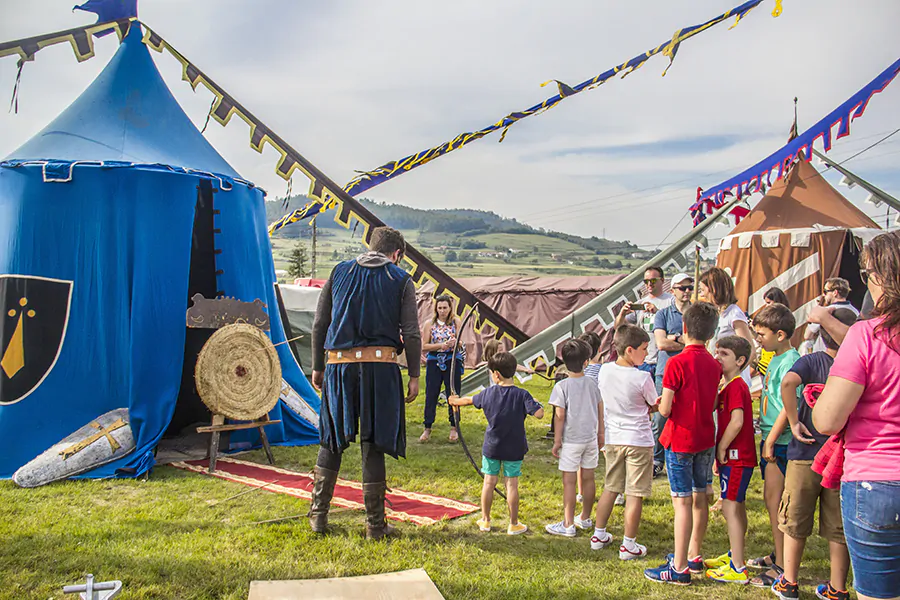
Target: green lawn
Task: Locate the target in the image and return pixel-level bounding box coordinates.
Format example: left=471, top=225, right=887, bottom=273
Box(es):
left=1, top=379, right=838, bottom=599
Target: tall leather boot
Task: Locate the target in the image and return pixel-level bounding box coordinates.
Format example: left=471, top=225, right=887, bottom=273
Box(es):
left=308, top=466, right=338, bottom=534
left=363, top=481, right=397, bottom=540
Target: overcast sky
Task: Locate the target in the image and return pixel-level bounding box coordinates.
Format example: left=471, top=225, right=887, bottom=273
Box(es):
left=1, top=0, right=898, bottom=248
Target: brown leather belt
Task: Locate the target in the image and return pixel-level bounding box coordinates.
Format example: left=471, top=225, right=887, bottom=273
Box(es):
left=326, top=346, right=398, bottom=365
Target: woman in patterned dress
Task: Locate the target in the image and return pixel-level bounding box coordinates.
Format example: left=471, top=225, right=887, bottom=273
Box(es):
left=419, top=294, right=465, bottom=442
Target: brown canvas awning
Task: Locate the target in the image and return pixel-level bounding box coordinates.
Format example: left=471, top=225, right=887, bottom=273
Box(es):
left=717, top=160, right=880, bottom=337
left=417, top=275, right=624, bottom=367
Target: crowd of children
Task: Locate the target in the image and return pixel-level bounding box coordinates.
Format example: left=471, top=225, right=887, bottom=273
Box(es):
left=449, top=268, right=862, bottom=598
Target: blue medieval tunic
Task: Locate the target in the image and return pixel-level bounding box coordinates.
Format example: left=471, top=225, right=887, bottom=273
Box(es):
left=312, top=253, right=420, bottom=459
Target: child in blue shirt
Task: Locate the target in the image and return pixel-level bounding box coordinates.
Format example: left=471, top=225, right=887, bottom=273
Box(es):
left=450, top=352, right=544, bottom=535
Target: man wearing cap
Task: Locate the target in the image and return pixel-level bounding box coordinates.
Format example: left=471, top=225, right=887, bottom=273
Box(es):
left=614, top=266, right=674, bottom=377
left=649, top=273, right=693, bottom=476
left=309, top=226, right=421, bottom=539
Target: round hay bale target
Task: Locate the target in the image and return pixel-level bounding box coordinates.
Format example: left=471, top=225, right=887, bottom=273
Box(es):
left=194, top=323, right=282, bottom=420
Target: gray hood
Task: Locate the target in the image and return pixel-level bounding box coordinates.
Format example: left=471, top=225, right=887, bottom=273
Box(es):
left=355, top=251, right=393, bottom=268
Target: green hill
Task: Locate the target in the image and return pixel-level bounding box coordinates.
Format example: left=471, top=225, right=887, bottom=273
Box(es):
left=266, top=197, right=647, bottom=278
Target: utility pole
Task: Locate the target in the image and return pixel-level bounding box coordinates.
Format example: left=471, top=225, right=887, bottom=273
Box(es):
left=311, top=217, right=318, bottom=278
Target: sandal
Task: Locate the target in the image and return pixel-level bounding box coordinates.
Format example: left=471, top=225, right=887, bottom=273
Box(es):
left=749, top=565, right=783, bottom=588
left=747, top=551, right=775, bottom=570
left=419, top=428, right=432, bottom=442
left=448, top=427, right=459, bottom=442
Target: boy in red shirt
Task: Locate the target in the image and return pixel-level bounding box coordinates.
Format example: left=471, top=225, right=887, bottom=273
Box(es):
left=704, top=335, right=756, bottom=584
left=645, top=302, right=722, bottom=586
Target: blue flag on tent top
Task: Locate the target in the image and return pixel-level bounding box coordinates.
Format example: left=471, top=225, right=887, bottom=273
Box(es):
left=73, top=0, right=137, bottom=23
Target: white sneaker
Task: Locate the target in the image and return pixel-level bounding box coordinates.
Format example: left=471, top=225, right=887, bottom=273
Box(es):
left=614, top=493, right=625, bottom=506
left=590, top=530, right=614, bottom=550
left=619, top=541, right=648, bottom=560
left=574, top=516, right=593, bottom=530
left=576, top=493, right=584, bottom=503
left=545, top=521, right=576, bottom=538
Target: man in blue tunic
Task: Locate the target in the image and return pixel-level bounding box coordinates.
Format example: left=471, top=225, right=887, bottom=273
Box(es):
left=309, top=227, right=421, bottom=539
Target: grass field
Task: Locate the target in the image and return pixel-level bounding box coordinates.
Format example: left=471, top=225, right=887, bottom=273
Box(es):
left=0, top=378, right=838, bottom=599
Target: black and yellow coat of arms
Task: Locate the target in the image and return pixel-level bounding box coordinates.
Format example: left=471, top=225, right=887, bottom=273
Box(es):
left=0, top=275, right=72, bottom=405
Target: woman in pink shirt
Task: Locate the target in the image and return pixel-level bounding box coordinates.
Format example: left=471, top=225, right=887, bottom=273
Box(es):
left=814, top=231, right=900, bottom=600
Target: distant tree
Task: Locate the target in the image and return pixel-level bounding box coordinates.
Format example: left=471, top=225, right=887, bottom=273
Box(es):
left=458, top=251, right=472, bottom=262
left=612, top=259, right=623, bottom=269
left=532, top=245, right=539, bottom=253
left=445, top=250, right=458, bottom=262
left=461, top=240, right=487, bottom=250
left=599, top=258, right=612, bottom=269
left=590, top=256, right=600, bottom=266
left=331, top=249, right=339, bottom=260
left=288, top=240, right=310, bottom=278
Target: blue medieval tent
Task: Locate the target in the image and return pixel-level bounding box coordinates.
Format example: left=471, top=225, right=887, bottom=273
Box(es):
left=0, top=25, right=320, bottom=478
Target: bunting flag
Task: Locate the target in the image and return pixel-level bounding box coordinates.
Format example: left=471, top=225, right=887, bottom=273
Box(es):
left=0, top=18, right=133, bottom=63
left=268, top=198, right=331, bottom=234
left=0, top=20, right=530, bottom=347
left=338, top=0, right=781, bottom=200
left=691, top=57, right=900, bottom=226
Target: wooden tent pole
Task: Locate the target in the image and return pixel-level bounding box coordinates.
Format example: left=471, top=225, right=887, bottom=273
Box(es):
left=693, top=244, right=702, bottom=303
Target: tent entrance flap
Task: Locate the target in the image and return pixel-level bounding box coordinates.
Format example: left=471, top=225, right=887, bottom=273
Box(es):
left=167, top=181, right=217, bottom=436
left=837, top=231, right=867, bottom=311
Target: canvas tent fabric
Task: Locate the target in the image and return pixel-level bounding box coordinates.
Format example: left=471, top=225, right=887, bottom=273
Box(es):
left=0, top=27, right=320, bottom=479
left=277, top=283, right=323, bottom=375
left=416, top=275, right=624, bottom=367
left=716, top=159, right=881, bottom=331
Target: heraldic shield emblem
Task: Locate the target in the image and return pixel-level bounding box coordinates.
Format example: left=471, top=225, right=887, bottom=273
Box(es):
left=0, top=275, right=73, bottom=405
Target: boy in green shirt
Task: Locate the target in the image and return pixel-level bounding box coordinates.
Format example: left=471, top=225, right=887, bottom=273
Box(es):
left=747, top=303, right=800, bottom=588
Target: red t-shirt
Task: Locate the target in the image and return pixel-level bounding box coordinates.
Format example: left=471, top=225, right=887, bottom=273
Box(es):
left=660, top=345, right=721, bottom=453
left=716, top=376, right=757, bottom=467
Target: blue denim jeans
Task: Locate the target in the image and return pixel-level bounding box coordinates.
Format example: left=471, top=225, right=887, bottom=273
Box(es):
left=665, top=447, right=714, bottom=497
left=841, top=480, right=900, bottom=599
left=652, top=374, right=666, bottom=467
left=636, top=362, right=655, bottom=375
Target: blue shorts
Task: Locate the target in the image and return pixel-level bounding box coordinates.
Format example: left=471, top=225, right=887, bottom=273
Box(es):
left=482, top=456, right=522, bottom=478
left=719, top=465, right=754, bottom=502
left=759, top=440, right=788, bottom=480
left=841, top=480, right=900, bottom=599
left=665, top=448, right=714, bottom=498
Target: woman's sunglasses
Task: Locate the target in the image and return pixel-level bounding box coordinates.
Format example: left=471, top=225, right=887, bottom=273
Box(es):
left=860, top=268, right=869, bottom=284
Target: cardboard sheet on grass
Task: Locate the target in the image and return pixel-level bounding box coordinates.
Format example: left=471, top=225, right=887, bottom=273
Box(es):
left=249, top=568, right=444, bottom=600
left=171, top=458, right=477, bottom=525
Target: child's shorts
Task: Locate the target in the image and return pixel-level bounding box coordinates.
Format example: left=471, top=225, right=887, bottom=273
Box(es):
left=603, top=445, right=653, bottom=497
left=482, top=456, right=522, bottom=478
left=665, top=447, right=714, bottom=498
left=719, top=465, right=754, bottom=502
left=778, top=460, right=844, bottom=543
left=558, top=441, right=599, bottom=472
left=759, top=440, right=788, bottom=480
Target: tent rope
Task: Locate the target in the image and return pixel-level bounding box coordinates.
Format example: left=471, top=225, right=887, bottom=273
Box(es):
left=8, top=57, right=26, bottom=114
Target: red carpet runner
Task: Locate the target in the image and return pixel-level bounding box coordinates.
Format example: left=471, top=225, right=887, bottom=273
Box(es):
left=170, top=457, right=478, bottom=526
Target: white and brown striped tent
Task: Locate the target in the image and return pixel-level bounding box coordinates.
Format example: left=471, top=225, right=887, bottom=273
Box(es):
left=716, top=159, right=881, bottom=339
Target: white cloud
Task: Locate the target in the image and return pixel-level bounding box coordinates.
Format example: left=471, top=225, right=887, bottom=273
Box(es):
left=1, top=0, right=898, bottom=246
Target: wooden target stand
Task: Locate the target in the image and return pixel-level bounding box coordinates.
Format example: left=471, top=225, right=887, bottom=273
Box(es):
left=187, top=295, right=282, bottom=474
left=197, top=414, right=278, bottom=474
